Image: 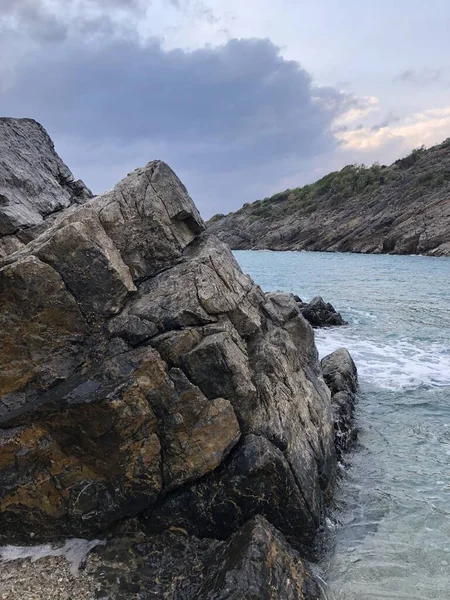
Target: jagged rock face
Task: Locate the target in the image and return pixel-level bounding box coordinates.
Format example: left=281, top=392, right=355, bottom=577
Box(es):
left=321, top=348, right=358, bottom=456
left=86, top=516, right=320, bottom=600
left=0, top=118, right=92, bottom=258
left=0, top=136, right=335, bottom=552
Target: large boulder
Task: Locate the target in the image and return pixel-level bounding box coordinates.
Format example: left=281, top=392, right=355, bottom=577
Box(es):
left=0, top=142, right=334, bottom=546
left=0, top=119, right=355, bottom=598
left=296, top=295, right=347, bottom=328
left=81, top=516, right=320, bottom=600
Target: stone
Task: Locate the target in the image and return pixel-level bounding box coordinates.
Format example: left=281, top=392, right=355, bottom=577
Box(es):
left=297, top=296, right=347, bottom=328
left=147, top=367, right=240, bottom=489
left=0, top=255, right=87, bottom=406
left=96, top=161, right=205, bottom=281
left=321, top=348, right=358, bottom=456
left=34, top=216, right=136, bottom=319
left=321, top=348, right=358, bottom=396
left=106, top=314, right=159, bottom=346
left=197, top=516, right=321, bottom=600
left=0, top=348, right=164, bottom=541
left=0, top=118, right=91, bottom=242
left=143, top=434, right=319, bottom=558
left=83, top=516, right=320, bottom=599
left=265, top=292, right=318, bottom=366
left=180, top=329, right=258, bottom=429
left=0, top=119, right=348, bottom=594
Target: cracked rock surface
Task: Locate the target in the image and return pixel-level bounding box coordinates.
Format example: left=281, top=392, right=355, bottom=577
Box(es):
left=0, top=118, right=92, bottom=258
left=0, top=119, right=358, bottom=599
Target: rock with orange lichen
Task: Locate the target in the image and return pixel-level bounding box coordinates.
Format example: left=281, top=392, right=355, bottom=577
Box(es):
left=0, top=119, right=345, bottom=599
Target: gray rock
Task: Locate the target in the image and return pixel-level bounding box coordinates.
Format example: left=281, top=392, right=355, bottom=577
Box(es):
left=96, top=161, right=205, bottom=281
left=87, top=516, right=320, bottom=599
left=143, top=434, right=319, bottom=558
left=321, top=348, right=358, bottom=456
left=196, top=515, right=321, bottom=599
left=106, top=314, right=159, bottom=346
left=0, top=118, right=91, bottom=246
left=321, top=348, right=358, bottom=396
left=298, top=296, right=347, bottom=328
left=0, top=120, right=345, bottom=599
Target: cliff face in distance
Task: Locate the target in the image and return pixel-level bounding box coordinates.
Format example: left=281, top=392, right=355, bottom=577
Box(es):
left=0, top=118, right=358, bottom=599
left=208, top=140, right=450, bottom=256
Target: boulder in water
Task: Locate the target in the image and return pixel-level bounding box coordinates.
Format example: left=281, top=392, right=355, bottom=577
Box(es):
left=297, top=295, right=347, bottom=328
left=321, top=348, right=358, bottom=456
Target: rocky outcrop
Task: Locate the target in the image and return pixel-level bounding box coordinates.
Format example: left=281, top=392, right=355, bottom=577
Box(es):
left=295, top=295, right=347, bottom=328
left=0, top=119, right=359, bottom=599
left=208, top=138, right=450, bottom=256
left=0, top=118, right=92, bottom=259
left=321, top=348, right=358, bottom=456
left=85, top=516, right=320, bottom=600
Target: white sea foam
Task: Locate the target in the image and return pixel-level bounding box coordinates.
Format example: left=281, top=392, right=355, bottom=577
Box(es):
left=316, top=328, right=450, bottom=391
left=0, top=538, right=105, bottom=576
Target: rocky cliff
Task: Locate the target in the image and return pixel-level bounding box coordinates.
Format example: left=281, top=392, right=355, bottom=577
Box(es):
left=208, top=140, right=450, bottom=256
left=0, top=118, right=92, bottom=259
left=0, top=119, right=357, bottom=599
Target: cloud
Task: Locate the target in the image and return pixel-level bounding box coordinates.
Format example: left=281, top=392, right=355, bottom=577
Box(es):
left=336, top=106, right=450, bottom=156
left=370, top=112, right=400, bottom=132
left=333, top=96, right=380, bottom=128
left=0, top=0, right=148, bottom=43
left=168, top=0, right=218, bottom=24
left=0, top=34, right=354, bottom=216
left=394, top=68, right=443, bottom=86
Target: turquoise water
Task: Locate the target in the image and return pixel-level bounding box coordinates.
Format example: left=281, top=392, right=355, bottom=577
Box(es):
left=234, top=250, right=450, bottom=600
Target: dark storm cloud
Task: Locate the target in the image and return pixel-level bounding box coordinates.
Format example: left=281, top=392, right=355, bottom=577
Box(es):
left=1, top=38, right=352, bottom=168
left=0, top=0, right=68, bottom=42
left=0, top=10, right=355, bottom=215
left=0, top=0, right=146, bottom=42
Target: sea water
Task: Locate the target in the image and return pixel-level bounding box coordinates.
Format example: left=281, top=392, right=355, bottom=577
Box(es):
left=234, top=250, right=450, bottom=600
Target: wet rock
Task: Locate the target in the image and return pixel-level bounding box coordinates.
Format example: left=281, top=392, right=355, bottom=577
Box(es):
left=321, top=348, right=358, bottom=455
left=87, top=516, right=320, bottom=600
left=197, top=516, right=321, bottom=600
left=297, top=296, right=347, bottom=328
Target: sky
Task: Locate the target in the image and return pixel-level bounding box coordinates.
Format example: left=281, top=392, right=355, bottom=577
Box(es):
left=1, top=0, right=449, bottom=218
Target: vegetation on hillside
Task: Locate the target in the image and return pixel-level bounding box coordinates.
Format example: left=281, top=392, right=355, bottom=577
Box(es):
left=209, top=138, right=450, bottom=224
